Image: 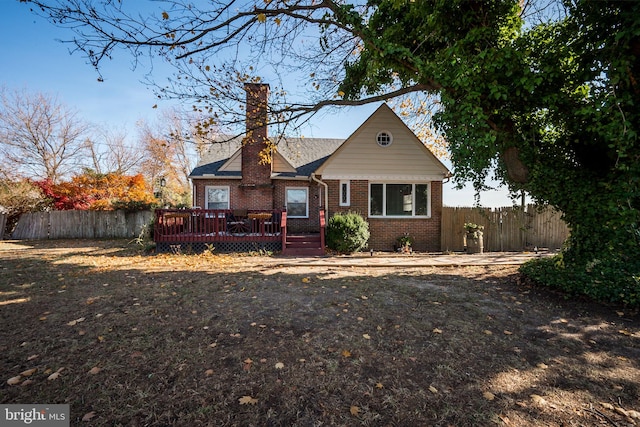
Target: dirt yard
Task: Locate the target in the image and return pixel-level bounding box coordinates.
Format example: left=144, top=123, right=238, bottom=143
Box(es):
left=1, top=239, right=639, bottom=426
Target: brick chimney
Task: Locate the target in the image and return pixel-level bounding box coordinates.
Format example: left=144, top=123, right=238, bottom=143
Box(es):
left=240, top=83, right=273, bottom=209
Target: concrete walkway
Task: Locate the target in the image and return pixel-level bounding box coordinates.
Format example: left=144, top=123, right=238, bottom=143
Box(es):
left=270, top=250, right=556, bottom=268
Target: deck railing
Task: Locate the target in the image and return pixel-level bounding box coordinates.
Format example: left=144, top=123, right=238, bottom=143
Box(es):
left=154, top=208, right=283, bottom=243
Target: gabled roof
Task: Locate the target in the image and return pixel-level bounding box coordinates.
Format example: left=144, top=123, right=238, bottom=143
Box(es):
left=189, top=103, right=450, bottom=181
left=189, top=136, right=344, bottom=179
left=314, top=104, right=450, bottom=181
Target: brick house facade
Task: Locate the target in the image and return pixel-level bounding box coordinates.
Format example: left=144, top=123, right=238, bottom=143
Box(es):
left=189, top=83, right=450, bottom=252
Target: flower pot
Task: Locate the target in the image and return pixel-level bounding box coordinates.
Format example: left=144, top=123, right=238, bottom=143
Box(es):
left=465, top=233, right=484, bottom=254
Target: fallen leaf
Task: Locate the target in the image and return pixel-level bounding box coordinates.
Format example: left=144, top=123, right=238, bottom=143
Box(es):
left=483, top=391, right=496, bottom=401
left=483, top=330, right=493, bottom=335
left=350, top=406, right=360, bottom=416
left=20, top=379, right=33, bottom=386
left=503, top=330, right=513, bottom=335
left=375, top=383, right=384, bottom=389
left=341, top=349, right=352, bottom=358
left=432, top=328, right=443, bottom=334
left=362, top=334, right=371, bottom=340
left=301, top=277, right=310, bottom=283
left=239, top=395, right=258, bottom=405
left=7, top=376, right=22, bottom=386
left=615, top=407, right=629, bottom=417
left=209, top=342, right=217, bottom=348
left=48, top=367, right=64, bottom=380
left=627, top=409, right=640, bottom=419
left=600, top=402, right=615, bottom=410
left=20, top=368, right=37, bottom=377
left=205, top=369, right=214, bottom=376
left=27, top=354, right=39, bottom=361
left=88, top=367, right=101, bottom=375
left=67, top=317, right=86, bottom=326
left=275, top=362, right=285, bottom=370
left=429, top=386, right=438, bottom=394
left=530, top=394, right=547, bottom=406
left=82, top=411, right=96, bottom=422
left=537, top=363, right=548, bottom=369
left=361, top=295, right=368, bottom=300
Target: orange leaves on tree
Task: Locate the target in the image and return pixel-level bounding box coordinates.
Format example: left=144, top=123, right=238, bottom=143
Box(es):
left=34, top=172, right=155, bottom=211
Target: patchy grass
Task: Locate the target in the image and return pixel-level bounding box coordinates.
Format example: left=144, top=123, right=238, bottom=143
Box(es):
left=1, top=239, right=639, bottom=426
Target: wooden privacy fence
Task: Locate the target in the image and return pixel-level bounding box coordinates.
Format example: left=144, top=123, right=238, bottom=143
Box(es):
left=11, top=210, right=153, bottom=240
left=441, top=205, right=569, bottom=252
left=0, top=213, right=6, bottom=240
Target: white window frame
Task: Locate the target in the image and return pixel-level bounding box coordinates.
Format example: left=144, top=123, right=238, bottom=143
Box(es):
left=204, top=185, right=230, bottom=210
left=286, top=187, right=309, bottom=218
left=339, top=180, right=351, bottom=207
left=368, top=182, right=431, bottom=218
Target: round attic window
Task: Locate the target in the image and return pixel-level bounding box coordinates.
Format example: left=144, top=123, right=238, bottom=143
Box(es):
left=376, top=131, right=393, bottom=147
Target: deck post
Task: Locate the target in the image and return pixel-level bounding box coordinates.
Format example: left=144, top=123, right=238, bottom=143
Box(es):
left=280, top=211, right=287, bottom=254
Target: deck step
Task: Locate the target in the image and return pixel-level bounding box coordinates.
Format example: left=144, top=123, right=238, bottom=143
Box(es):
left=283, top=247, right=325, bottom=256
left=283, top=234, right=324, bottom=256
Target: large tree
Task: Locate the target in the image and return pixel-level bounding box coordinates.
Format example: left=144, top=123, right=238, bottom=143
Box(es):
left=137, top=109, right=203, bottom=207
left=23, top=0, right=640, bottom=304
left=0, top=88, right=91, bottom=183
left=87, top=127, right=144, bottom=175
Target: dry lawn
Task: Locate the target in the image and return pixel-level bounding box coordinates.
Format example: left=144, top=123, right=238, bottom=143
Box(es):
left=1, top=239, right=639, bottom=426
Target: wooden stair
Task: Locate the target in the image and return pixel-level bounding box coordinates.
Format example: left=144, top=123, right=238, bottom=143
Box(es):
left=282, top=234, right=325, bottom=256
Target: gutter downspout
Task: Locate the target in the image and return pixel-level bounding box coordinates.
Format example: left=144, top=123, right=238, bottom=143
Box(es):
left=310, top=173, right=328, bottom=213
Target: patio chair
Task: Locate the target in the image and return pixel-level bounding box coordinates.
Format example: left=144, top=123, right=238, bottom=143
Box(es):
left=227, top=209, right=249, bottom=234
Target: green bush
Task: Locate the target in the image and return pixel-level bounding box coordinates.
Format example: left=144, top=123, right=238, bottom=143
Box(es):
left=520, top=253, right=640, bottom=307
left=326, top=211, right=370, bottom=254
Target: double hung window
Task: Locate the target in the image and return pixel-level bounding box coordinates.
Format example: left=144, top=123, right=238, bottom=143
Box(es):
left=205, top=186, right=229, bottom=210
left=286, top=187, right=309, bottom=218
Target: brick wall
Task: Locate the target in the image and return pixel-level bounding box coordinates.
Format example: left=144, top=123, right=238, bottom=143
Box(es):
left=242, top=83, right=273, bottom=193
left=323, top=179, right=443, bottom=252
left=193, top=179, right=274, bottom=211
left=273, top=180, right=322, bottom=233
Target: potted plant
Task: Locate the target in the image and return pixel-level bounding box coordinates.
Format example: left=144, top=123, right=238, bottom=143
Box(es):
left=464, top=222, right=484, bottom=254
left=395, top=233, right=413, bottom=254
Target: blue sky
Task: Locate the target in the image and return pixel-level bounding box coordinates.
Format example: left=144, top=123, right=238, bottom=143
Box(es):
left=1, top=1, right=520, bottom=207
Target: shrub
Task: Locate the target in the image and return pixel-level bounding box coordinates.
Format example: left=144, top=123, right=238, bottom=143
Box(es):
left=326, top=211, right=370, bottom=254
left=520, top=253, right=640, bottom=307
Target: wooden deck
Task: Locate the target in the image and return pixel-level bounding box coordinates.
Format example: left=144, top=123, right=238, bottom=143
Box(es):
left=154, top=208, right=326, bottom=255
left=154, top=208, right=285, bottom=253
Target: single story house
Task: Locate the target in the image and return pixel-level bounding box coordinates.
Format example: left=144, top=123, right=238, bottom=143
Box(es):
left=155, top=83, right=450, bottom=254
